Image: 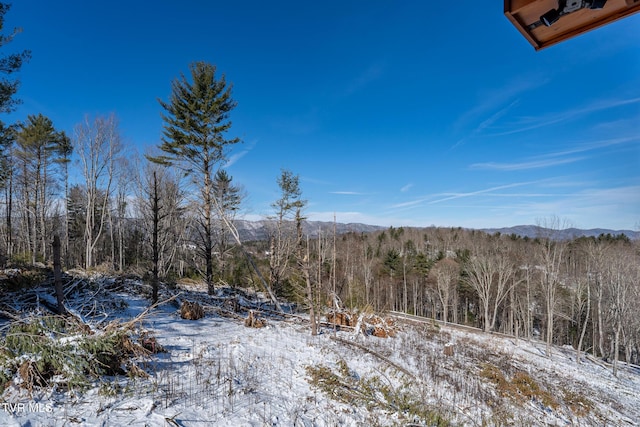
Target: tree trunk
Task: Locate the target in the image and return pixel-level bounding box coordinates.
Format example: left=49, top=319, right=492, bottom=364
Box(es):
left=484, top=302, right=491, bottom=332
left=53, top=235, right=65, bottom=314
left=299, top=226, right=316, bottom=336
left=108, top=203, right=115, bottom=269
left=613, top=321, right=621, bottom=377
left=63, top=162, right=69, bottom=267
left=203, top=160, right=214, bottom=294
left=39, top=154, right=48, bottom=262
left=151, top=171, right=160, bottom=304
left=85, top=187, right=94, bottom=269
left=597, top=283, right=604, bottom=358
left=5, top=164, right=13, bottom=259
left=546, top=289, right=554, bottom=358
left=576, top=281, right=590, bottom=364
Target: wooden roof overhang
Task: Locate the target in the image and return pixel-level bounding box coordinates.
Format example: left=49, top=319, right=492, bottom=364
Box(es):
left=505, top=0, right=640, bottom=50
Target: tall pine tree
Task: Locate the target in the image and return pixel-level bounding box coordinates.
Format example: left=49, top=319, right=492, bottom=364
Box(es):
left=0, top=2, right=29, bottom=263
left=151, top=61, right=240, bottom=294
left=15, top=114, right=68, bottom=263
left=0, top=3, right=30, bottom=113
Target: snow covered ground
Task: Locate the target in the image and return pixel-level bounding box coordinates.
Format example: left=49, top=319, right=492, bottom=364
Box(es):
left=1, top=277, right=638, bottom=426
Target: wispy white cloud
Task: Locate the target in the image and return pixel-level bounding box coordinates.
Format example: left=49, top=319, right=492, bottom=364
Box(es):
left=451, top=74, right=551, bottom=150
left=454, top=75, right=549, bottom=132
left=475, top=100, right=519, bottom=133
left=500, top=185, right=640, bottom=230
left=344, top=61, right=386, bottom=95
left=301, top=176, right=332, bottom=186
left=549, top=136, right=638, bottom=157
left=541, top=177, right=596, bottom=188
left=591, top=115, right=640, bottom=132
left=224, top=139, right=257, bottom=168
left=470, top=136, right=636, bottom=171
left=307, top=184, right=640, bottom=230
left=390, top=197, right=431, bottom=209
left=470, top=156, right=585, bottom=171
left=330, top=191, right=367, bottom=195
left=491, top=97, right=640, bottom=136
left=428, top=181, right=541, bottom=204
left=400, top=183, right=413, bottom=193
left=451, top=100, right=520, bottom=150
left=387, top=180, right=543, bottom=210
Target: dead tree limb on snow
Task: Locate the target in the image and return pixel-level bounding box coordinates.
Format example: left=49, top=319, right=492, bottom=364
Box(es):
left=329, top=336, right=414, bottom=379
left=118, top=293, right=180, bottom=330
left=0, top=305, right=21, bottom=321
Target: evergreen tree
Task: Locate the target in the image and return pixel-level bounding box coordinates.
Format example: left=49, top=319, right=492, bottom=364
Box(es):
left=0, top=2, right=29, bottom=262
left=0, top=3, right=30, bottom=113
left=151, top=61, right=240, bottom=294
left=269, top=169, right=306, bottom=295
left=0, top=120, right=15, bottom=261
left=15, top=114, right=68, bottom=263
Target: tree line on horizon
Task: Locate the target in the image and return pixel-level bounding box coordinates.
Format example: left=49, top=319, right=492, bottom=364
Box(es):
left=0, top=3, right=638, bottom=375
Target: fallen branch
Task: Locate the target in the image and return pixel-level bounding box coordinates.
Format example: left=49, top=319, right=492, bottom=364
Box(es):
left=64, top=278, right=88, bottom=298
left=329, top=336, right=414, bottom=378
left=118, top=293, right=181, bottom=331
left=585, top=353, right=612, bottom=370
left=320, top=321, right=354, bottom=331
left=0, top=307, right=21, bottom=322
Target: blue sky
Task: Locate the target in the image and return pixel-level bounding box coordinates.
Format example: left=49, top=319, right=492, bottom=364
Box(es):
left=5, top=1, right=640, bottom=230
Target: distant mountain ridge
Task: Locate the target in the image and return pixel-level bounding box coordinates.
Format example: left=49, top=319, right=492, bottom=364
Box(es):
left=480, top=225, right=639, bottom=240
left=233, top=220, right=639, bottom=241
left=233, top=219, right=385, bottom=242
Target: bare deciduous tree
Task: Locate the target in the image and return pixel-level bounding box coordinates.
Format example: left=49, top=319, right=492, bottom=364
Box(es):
left=604, top=244, right=636, bottom=376
left=74, top=114, right=122, bottom=269
left=212, top=169, right=243, bottom=283
left=464, top=237, right=518, bottom=332
left=135, top=159, right=187, bottom=302
left=536, top=216, right=570, bottom=357
left=431, top=258, right=459, bottom=324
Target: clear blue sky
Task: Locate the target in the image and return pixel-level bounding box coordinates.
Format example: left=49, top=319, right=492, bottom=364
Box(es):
left=5, top=1, right=640, bottom=230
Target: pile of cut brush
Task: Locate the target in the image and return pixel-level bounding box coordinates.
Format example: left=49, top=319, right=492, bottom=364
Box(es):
left=326, top=307, right=396, bottom=338
left=0, top=268, right=165, bottom=397
left=0, top=309, right=164, bottom=396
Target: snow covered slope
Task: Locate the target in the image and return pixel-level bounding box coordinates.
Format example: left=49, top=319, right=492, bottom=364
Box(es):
left=1, top=278, right=638, bottom=426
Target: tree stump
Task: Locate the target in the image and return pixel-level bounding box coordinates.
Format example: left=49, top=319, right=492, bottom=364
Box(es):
left=327, top=311, right=352, bottom=326
left=245, top=310, right=266, bottom=328
left=444, top=343, right=455, bottom=357
left=371, top=326, right=389, bottom=338
left=180, top=301, right=204, bottom=320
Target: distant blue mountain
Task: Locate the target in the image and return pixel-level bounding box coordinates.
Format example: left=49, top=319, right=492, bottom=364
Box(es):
left=234, top=220, right=639, bottom=241
left=480, top=225, right=639, bottom=240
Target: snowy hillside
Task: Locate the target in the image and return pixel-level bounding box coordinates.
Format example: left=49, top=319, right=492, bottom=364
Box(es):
left=0, top=274, right=638, bottom=426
